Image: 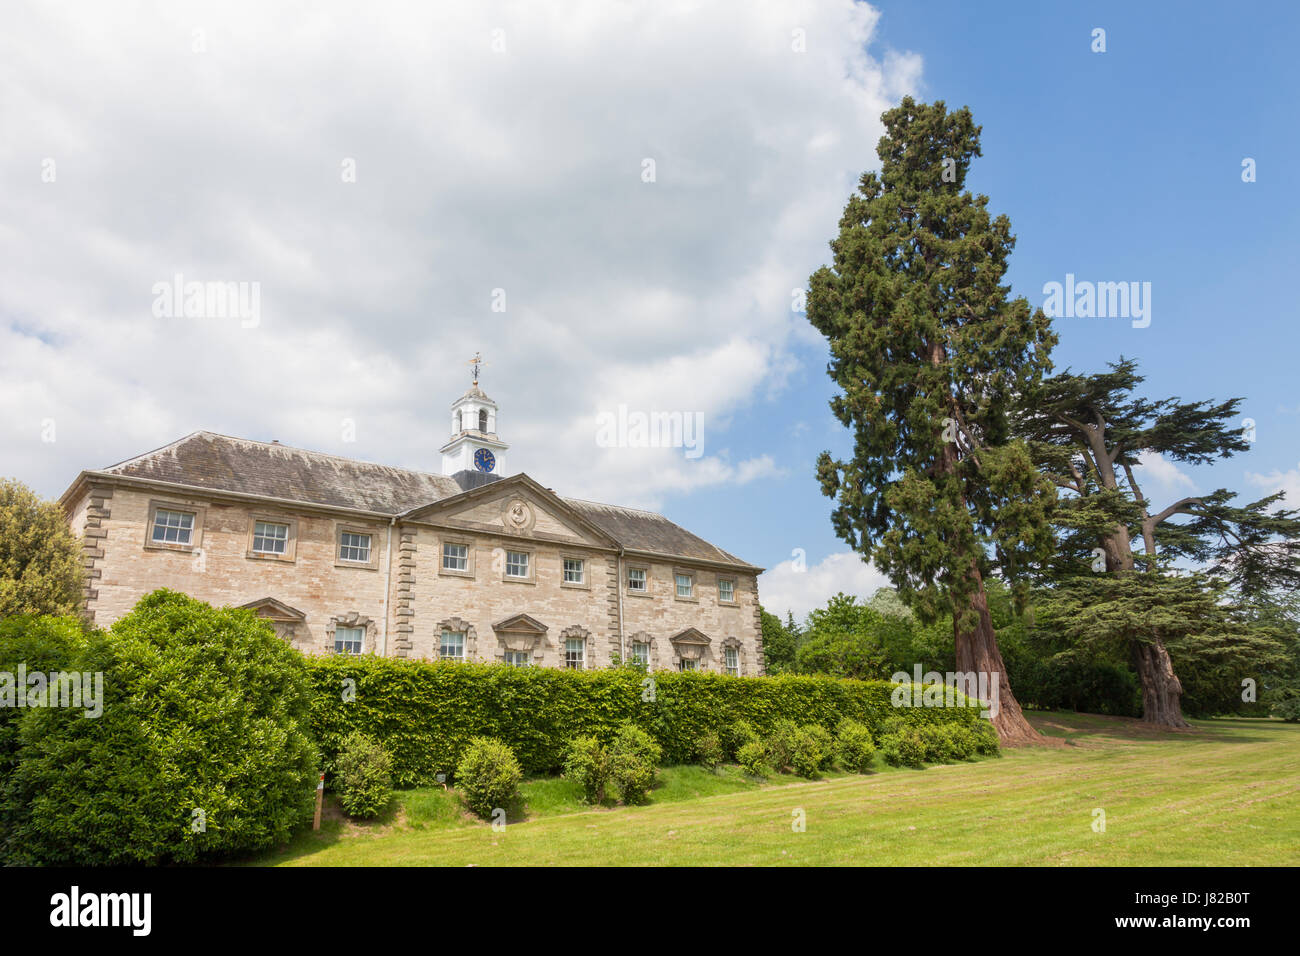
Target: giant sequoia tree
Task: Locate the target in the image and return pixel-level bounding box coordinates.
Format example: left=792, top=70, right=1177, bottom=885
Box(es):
left=1015, top=359, right=1300, bottom=725
left=807, top=99, right=1057, bottom=744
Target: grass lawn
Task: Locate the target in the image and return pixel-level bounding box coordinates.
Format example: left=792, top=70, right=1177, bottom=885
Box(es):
left=251, top=712, right=1300, bottom=866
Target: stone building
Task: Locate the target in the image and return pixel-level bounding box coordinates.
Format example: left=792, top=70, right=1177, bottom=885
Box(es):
left=59, top=381, right=766, bottom=674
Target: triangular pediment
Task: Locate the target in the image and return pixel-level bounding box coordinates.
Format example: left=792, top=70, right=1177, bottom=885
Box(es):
left=669, top=627, right=711, bottom=646
left=401, top=473, right=618, bottom=548
left=239, top=597, right=307, bottom=622
left=492, top=613, right=549, bottom=635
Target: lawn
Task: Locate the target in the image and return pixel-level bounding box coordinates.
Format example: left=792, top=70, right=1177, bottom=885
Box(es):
left=252, top=712, right=1300, bottom=866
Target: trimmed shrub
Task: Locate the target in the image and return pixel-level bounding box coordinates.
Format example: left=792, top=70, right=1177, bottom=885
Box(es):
left=335, top=732, right=393, bottom=819
left=695, top=730, right=725, bottom=769
left=917, top=724, right=958, bottom=762
left=806, top=724, right=835, bottom=770
left=941, top=724, right=976, bottom=761
left=724, top=719, right=760, bottom=758
left=970, top=720, right=1001, bottom=756
left=789, top=726, right=825, bottom=779
left=880, top=729, right=926, bottom=768
left=609, top=722, right=661, bottom=804
left=563, top=735, right=609, bottom=804
left=455, top=737, right=522, bottom=819
left=764, top=719, right=800, bottom=773
left=737, top=740, right=769, bottom=777
left=833, top=718, right=877, bottom=773
left=0, top=615, right=86, bottom=779
left=2, top=590, right=318, bottom=865
left=304, top=659, right=983, bottom=785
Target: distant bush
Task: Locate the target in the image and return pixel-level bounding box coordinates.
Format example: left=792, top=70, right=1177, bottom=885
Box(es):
left=970, top=720, right=1001, bottom=756
left=833, top=719, right=877, bottom=773
left=737, top=741, right=769, bottom=777
left=335, top=732, right=393, bottom=819
left=609, top=723, right=662, bottom=804
left=724, top=719, right=760, bottom=758
left=304, top=658, right=982, bottom=785
left=563, top=735, right=610, bottom=804
left=695, top=730, right=725, bottom=769
left=455, top=737, right=522, bottom=819
left=880, top=729, right=926, bottom=768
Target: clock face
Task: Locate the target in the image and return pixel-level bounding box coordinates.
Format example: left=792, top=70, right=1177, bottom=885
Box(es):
left=473, top=448, right=496, bottom=473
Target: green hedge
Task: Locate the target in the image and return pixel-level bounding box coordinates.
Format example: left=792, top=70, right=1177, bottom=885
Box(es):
left=307, top=657, right=982, bottom=786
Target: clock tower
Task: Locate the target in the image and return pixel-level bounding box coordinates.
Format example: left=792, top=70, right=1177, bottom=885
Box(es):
left=440, top=365, right=507, bottom=478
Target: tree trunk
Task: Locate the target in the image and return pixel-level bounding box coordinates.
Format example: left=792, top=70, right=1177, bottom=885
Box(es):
left=953, top=563, right=1045, bottom=745
left=1131, top=639, right=1190, bottom=728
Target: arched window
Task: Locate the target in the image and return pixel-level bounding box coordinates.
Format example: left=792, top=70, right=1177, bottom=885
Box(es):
left=479, top=408, right=489, bottom=432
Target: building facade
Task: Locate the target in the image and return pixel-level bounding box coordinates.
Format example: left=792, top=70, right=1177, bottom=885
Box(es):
left=59, top=383, right=766, bottom=674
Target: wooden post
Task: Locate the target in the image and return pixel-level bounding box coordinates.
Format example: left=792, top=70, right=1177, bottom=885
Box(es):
left=313, top=771, right=324, bottom=831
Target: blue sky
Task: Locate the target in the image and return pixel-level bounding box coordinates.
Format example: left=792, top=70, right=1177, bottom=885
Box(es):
left=670, top=1, right=1300, bottom=616
left=1, top=1, right=1295, bottom=620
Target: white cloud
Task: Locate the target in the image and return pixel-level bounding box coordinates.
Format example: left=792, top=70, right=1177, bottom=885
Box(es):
left=0, top=0, right=920, bottom=510
left=1133, top=450, right=1196, bottom=500
left=1245, top=467, right=1300, bottom=509
left=758, top=550, right=891, bottom=623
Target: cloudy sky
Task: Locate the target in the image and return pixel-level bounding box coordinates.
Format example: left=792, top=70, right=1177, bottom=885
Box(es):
left=3, top=1, right=1297, bottom=621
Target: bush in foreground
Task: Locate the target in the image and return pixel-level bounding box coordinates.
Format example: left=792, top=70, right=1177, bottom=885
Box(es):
left=335, top=732, right=393, bottom=819
left=694, top=730, right=725, bottom=769
left=880, top=729, right=927, bottom=768
left=737, top=740, right=770, bottom=777
left=833, top=718, right=877, bottom=773
left=3, top=590, right=318, bottom=865
left=609, top=723, right=662, bottom=804
left=455, top=737, right=522, bottom=819
left=563, top=735, right=609, bottom=804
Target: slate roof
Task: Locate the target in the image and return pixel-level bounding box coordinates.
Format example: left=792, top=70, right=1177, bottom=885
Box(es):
left=82, top=431, right=759, bottom=570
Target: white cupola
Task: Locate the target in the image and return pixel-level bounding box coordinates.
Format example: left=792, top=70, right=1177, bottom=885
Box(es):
left=439, top=369, right=508, bottom=477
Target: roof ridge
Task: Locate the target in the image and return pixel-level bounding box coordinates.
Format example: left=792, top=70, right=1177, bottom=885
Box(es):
left=561, top=495, right=668, bottom=520
left=120, top=430, right=452, bottom=480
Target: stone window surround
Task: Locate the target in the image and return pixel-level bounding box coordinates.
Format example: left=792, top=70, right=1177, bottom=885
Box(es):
left=560, top=624, right=594, bottom=670
left=672, top=568, right=698, bottom=604
left=716, top=574, right=738, bottom=606
left=491, top=615, right=548, bottom=665
left=501, top=546, right=535, bottom=585
left=721, top=635, right=745, bottom=676
left=143, top=498, right=206, bottom=554
left=436, top=615, right=478, bottom=660
left=326, top=611, right=378, bottom=655
left=559, top=552, right=590, bottom=590
left=626, top=630, right=659, bottom=669
left=438, top=535, right=476, bottom=578
left=334, top=522, right=381, bottom=570
left=670, top=628, right=712, bottom=668
left=625, top=563, right=651, bottom=598
left=245, top=512, right=298, bottom=563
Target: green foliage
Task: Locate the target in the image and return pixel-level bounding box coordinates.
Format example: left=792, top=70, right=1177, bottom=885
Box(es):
left=805, top=724, right=835, bottom=771
left=563, top=735, right=610, bottom=804
left=455, top=737, right=522, bottom=819
left=0, top=479, right=83, bottom=618
left=760, top=608, right=799, bottom=674
left=917, top=723, right=958, bottom=762
left=3, top=590, right=318, bottom=864
left=806, top=97, right=1057, bottom=630
left=940, top=724, right=976, bottom=760
left=608, top=723, right=662, bottom=804
left=880, top=729, right=927, bottom=768
left=795, top=593, right=891, bottom=679
left=789, top=725, right=827, bottom=779
left=970, top=720, right=1002, bottom=756
left=736, top=740, right=769, bottom=777
left=764, top=719, right=800, bottom=773
left=724, top=719, right=759, bottom=758
left=694, top=730, right=725, bottom=769
left=0, top=614, right=87, bottom=781
left=833, top=718, right=877, bottom=773
left=304, top=659, right=981, bottom=785
left=335, top=732, right=393, bottom=819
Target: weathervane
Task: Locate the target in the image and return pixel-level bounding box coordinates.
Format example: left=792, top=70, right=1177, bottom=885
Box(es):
left=467, top=351, right=487, bottom=386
